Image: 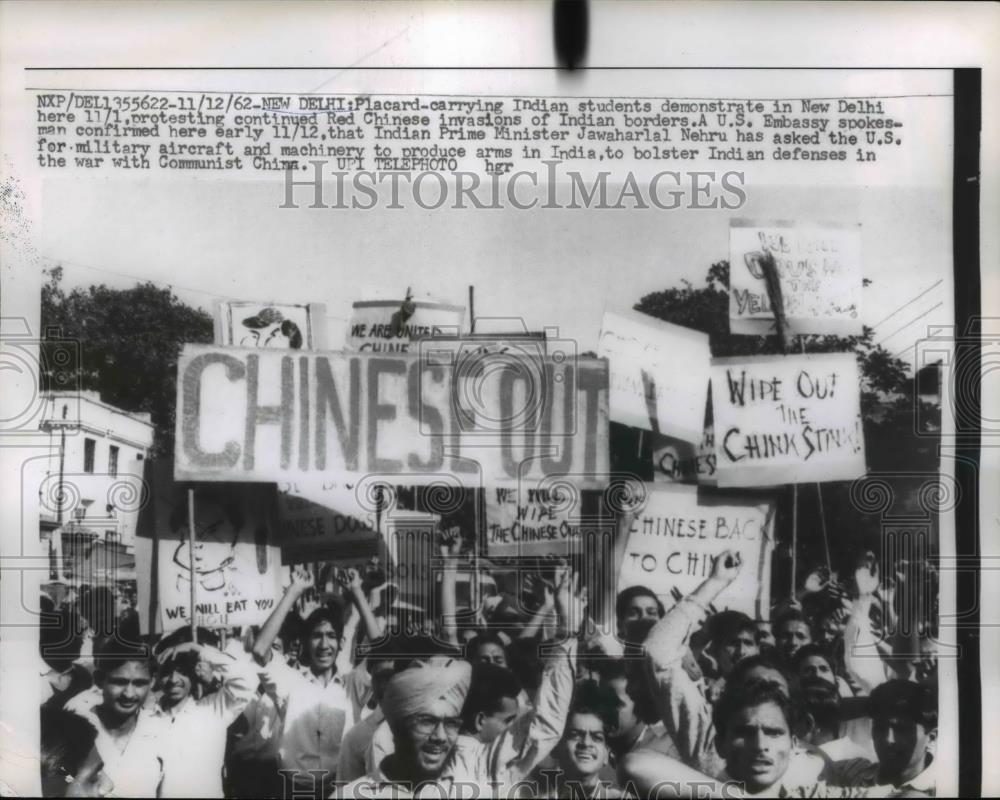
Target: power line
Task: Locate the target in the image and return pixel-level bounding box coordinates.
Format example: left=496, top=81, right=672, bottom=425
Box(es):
left=875, top=301, right=944, bottom=347
left=41, top=255, right=350, bottom=320
left=42, top=255, right=234, bottom=301
left=871, top=279, right=943, bottom=330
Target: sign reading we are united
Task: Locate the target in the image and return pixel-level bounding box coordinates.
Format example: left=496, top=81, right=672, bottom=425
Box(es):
left=175, top=344, right=609, bottom=486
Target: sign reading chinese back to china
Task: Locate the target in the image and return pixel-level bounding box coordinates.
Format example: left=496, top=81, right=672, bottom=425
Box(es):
left=711, top=353, right=866, bottom=487
left=174, top=345, right=609, bottom=487
left=729, top=221, right=862, bottom=336
left=618, top=485, right=774, bottom=618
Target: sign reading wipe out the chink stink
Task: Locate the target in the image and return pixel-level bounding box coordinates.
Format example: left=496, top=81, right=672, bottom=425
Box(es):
left=174, top=345, right=609, bottom=487
left=711, top=352, right=866, bottom=487
left=729, top=221, right=862, bottom=337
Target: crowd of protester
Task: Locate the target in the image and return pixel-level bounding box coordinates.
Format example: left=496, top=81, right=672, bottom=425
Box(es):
left=38, top=525, right=939, bottom=798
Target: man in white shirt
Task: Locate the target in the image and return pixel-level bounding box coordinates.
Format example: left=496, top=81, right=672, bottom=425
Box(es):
left=152, top=639, right=257, bottom=798
left=253, top=567, right=381, bottom=799
left=72, top=639, right=164, bottom=798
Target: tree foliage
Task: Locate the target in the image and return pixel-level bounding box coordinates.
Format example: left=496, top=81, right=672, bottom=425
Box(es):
left=40, top=267, right=213, bottom=458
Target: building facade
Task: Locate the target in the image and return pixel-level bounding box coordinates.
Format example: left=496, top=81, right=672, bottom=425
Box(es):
left=39, top=392, right=154, bottom=583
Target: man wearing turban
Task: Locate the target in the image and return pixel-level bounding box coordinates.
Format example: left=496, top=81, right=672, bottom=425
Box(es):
left=336, top=566, right=586, bottom=798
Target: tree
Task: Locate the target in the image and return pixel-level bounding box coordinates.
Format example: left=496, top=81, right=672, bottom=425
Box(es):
left=634, top=262, right=941, bottom=580
left=40, top=267, right=214, bottom=458
left=633, top=260, right=937, bottom=464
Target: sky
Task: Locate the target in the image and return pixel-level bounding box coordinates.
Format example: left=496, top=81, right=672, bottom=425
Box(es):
left=41, top=178, right=951, bottom=368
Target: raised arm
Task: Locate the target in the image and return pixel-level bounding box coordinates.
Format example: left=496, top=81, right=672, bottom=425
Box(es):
left=194, top=643, right=256, bottom=724
left=644, top=550, right=741, bottom=775
left=487, top=565, right=585, bottom=788
left=252, top=566, right=313, bottom=665
left=519, top=574, right=555, bottom=641
left=336, top=568, right=381, bottom=675
left=843, top=557, right=890, bottom=694
left=438, top=527, right=462, bottom=648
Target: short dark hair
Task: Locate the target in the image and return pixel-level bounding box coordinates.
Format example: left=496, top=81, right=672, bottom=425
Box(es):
left=792, top=643, right=838, bottom=675
left=868, top=679, right=937, bottom=730
left=39, top=606, right=83, bottom=672
left=302, top=607, right=342, bottom=639
left=465, top=631, right=507, bottom=661
left=713, top=680, right=801, bottom=742
left=799, top=676, right=842, bottom=736
left=567, top=680, right=620, bottom=735
left=94, top=637, right=153, bottom=678
left=40, top=707, right=99, bottom=787
left=596, top=658, right=660, bottom=726
left=158, top=649, right=200, bottom=682
left=726, top=653, right=797, bottom=694
left=615, top=586, right=665, bottom=623
left=707, top=610, right=756, bottom=646
left=461, top=664, right=522, bottom=731
left=506, top=636, right=545, bottom=694
left=774, top=608, right=812, bottom=633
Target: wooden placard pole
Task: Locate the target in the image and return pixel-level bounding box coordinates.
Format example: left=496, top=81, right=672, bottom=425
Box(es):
left=187, top=488, right=197, bottom=644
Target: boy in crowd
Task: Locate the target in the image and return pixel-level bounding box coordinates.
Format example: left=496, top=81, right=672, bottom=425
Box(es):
left=460, top=663, right=523, bottom=744
left=540, top=681, right=622, bottom=798
left=614, top=586, right=664, bottom=639
left=153, top=638, right=257, bottom=797
left=775, top=608, right=815, bottom=665
left=40, top=706, right=115, bottom=798
left=253, top=566, right=380, bottom=799
left=866, top=680, right=936, bottom=795
left=72, top=638, right=164, bottom=798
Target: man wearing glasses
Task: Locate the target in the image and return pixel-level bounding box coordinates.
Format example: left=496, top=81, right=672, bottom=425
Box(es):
left=336, top=568, right=585, bottom=798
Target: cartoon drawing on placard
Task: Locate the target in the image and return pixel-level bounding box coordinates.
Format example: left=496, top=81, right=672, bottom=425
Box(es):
left=239, top=306, right=304, bottom=349
left=168, top=492, right=268, bottom=597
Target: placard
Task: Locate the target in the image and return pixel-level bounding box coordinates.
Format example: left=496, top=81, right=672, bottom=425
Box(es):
left=729, top=221, right=862, bottom=336
left=214, top=300, right=327, bottom=350
left=598, top=310, right=711, bottom=442
left=384, top=511, right=438, bottom=604
left=650, top=428, right=717, bottom=486
left=651, top=382, right=716, bottom=485
left=134, top=461, right=285, bottom=633
left=347, top=295, right=465, bottom=354
left=618, top=485, right=774, bottom=618
left=174, top=345, right=609, bottom=487
left=712, top=353, right=866, bottom=487
left=274, top=479, right=380, bottom=565
left=485, top=478, right=586, bottom=557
